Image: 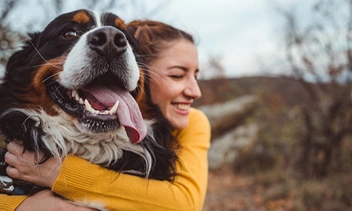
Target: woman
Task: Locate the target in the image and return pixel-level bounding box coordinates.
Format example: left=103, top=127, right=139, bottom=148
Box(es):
left=1, top=20, right=211, bottom=211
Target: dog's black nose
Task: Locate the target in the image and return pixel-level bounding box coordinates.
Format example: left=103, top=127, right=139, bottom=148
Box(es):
left=88, top=26, right=127, bottom=57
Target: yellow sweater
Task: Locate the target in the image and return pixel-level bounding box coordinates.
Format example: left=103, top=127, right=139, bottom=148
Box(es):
left=0, top=108, right=211, bottom=211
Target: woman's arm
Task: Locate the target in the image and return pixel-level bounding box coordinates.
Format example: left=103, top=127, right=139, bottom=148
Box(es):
left=1, top=108, right=210, bottom=211
left=0, top=190, right=96, bottom=211
left=54, top=108, right=210, bottom=211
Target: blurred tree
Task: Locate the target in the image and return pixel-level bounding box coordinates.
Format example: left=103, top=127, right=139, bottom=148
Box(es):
left=201, top=54, right=226, bottom=79
left=0, top=0, right=25, bottom=70
left=275, top=0, right=352, bottom=178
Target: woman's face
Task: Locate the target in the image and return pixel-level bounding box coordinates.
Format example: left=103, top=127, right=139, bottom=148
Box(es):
left=149, top=39, right=201, bottom=129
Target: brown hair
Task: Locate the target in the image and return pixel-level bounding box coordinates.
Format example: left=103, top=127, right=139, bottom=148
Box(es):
left=126, top=20, right=194, bottom=65
left=126, top=21, right=192, bottom=180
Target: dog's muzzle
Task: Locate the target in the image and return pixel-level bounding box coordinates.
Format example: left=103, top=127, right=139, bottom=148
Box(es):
left=48, top=26, right=146, bottom=144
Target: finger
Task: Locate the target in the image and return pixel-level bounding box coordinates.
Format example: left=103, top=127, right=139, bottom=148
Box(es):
left=7, top=141, right=24, bottom=155
left=6, top=165, right=20, bottom=178
left=4, top=150, right=17, bottom=166
left=4, top=151, right=21, bottom=179
left=5, top=148, right=36, bottom=168
left=8, top=142, right=43, bottom=163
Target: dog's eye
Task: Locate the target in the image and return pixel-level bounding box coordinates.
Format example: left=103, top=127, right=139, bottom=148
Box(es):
left=63, top=31, right=78, bottom=39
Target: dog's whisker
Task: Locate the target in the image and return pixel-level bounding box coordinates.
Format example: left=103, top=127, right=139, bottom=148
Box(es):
left=28, top=40, right=64, bottom=69
left=140, top=65, right=175, bottom=96
left=27, top=39, right=49, bottom=63
left=43, top=72, right=61, bottom=84
left=138, top=63, right=172, bottom=89
left=28, top=61, right=64, bottom=71
left=135, top=83, right=147, bottom=97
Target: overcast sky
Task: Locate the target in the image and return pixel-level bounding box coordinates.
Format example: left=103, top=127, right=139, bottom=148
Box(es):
left=141, top=0, right=286, bottom=78
left=158, top=0, right=281, bottom=78
left=9, top=0, right=310, bottom=79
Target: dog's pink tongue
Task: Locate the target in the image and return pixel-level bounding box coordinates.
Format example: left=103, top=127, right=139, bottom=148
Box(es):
left=82, top=84, right=147, bottom=144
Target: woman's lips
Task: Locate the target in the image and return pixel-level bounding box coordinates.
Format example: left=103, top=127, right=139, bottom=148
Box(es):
left=172, top=103, right=191, bottom=114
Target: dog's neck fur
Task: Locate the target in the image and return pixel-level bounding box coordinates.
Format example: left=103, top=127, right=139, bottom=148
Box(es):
left=14, top=108, right=152, bottom=172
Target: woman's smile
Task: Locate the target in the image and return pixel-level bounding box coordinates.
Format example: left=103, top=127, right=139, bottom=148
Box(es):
left=149, top=39, right=201, bottom=129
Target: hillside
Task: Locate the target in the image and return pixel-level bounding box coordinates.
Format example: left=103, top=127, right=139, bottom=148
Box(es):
left=199, top=76, right=352, bottom=210
left=194, top=76, right=309, bottom=107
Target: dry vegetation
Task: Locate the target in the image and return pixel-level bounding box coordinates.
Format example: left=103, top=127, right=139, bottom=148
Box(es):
left=197, top=76, right=352, bottom=211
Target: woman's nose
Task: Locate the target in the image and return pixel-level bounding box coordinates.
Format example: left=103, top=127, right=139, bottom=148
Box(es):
left=184, top=78, right=202, bottom=99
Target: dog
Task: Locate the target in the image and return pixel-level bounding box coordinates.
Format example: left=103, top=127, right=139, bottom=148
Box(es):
left=0, top=9, right=177, bottom=201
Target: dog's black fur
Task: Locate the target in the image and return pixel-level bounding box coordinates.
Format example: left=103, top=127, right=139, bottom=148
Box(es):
left=0, top=9, right=177, bottom=195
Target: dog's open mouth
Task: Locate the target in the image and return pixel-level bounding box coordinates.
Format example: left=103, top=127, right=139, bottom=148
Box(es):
left=46, top=74, right=147, bottom=144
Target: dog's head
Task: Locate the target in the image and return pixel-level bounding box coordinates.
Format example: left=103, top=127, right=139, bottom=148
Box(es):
left=1, top=9, right=146, bottom=144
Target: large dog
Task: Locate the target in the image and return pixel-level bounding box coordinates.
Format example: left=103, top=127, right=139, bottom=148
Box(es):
left=0, top=9, right=177, bottom=198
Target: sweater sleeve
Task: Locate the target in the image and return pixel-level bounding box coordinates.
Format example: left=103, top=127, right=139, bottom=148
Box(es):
left=52, top=108, right=211, bottom=211
left=0, top=195, right=27, bottom=211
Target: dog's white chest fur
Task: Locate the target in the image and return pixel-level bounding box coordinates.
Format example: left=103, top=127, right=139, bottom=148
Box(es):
left=18, top=109, right=149, bottom=167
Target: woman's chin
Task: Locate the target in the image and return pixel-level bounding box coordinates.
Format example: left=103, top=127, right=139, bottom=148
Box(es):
left=169, top=116, right=189, bottom=130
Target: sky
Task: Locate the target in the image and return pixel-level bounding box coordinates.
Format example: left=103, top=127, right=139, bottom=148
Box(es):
left=6, top=0, right=309, bottom=79
left=154, top=0, right=282, bottom=78
left=139, top=0, right=287, bottom=78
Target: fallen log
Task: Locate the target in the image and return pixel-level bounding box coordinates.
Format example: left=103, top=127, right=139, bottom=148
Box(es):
left=199, top=95, right=258, bottom=139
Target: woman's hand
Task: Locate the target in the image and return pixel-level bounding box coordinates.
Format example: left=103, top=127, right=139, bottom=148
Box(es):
left=16, top=189, right=97, bottom=211
left=5, top=141, right=61, bottom=188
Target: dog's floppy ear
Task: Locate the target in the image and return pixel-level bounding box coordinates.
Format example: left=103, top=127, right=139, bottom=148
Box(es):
left=5, top=32, right=41, bottom=73
left=125, top=31, right=144, bottom=99
left=125, top=31, right=141, bottom=59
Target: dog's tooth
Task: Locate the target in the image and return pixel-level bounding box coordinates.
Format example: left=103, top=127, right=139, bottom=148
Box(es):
left=109, top=100, right=119, bottom=115
left=84, top=99, right=93, bottom=111
left=79, top=98, right=84, bottom=104
left=72, top=90, right=78, bottom=100
left=75, top=94, right=80, bottom=102
left=71, top=90, right=77, bottom=98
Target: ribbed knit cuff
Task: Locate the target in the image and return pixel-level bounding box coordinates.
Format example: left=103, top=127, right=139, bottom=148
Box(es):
left=0, top=195, right=27, bottom=211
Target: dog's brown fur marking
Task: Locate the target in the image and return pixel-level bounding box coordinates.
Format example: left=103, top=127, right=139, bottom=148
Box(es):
left=115, top=18, right=126, bottom=30
left=73, top=11, right=90, bottom=23
left=17, top=57, right=65, bottom=115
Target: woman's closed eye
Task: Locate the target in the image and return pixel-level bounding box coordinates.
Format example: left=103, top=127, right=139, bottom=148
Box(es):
left=170, top=75, right=184, bottom=79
